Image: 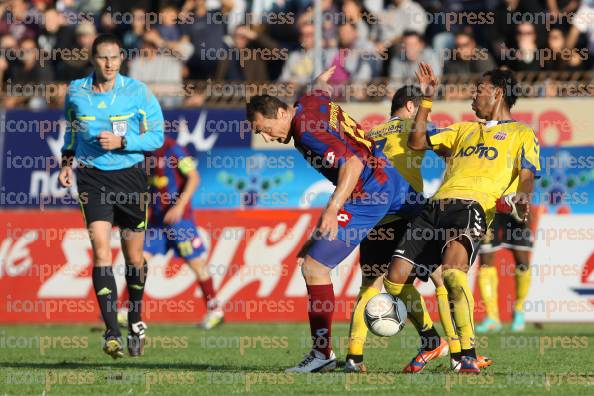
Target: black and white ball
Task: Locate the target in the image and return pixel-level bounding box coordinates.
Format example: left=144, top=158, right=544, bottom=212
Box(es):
left=364, top=293, right=407, bottom=337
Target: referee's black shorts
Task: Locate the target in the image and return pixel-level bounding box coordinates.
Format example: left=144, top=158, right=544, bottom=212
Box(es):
left=76, top=164, right=149, bottom=231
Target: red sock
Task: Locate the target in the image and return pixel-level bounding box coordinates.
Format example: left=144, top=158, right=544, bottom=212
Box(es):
left=307, top=284, right=334, bottom=358
left=198, top=278, right=217, bottom=309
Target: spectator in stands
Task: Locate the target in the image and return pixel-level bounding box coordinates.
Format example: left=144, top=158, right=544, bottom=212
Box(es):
left=182, top=0, right=226, bottom=79
left=4, top=37, right=54, bottom=109
left=546, top=0, right=580, bottom=22
left=129, top=30, right=188, bottom=107
left=30, top=0, right=51, bottom=21
left=490, top=0, right=547, bottom=63
left=58, top=21, right=96, bottom=81
left=297, top=0, right=341, bottom=48
left=38, top=8, right=75, bottom=58
left=506, top=22, right=542, bottom=72
left=215, top=24, right=279, bottom=82
left=566, top=0, right=594, bottom=67
left=78, top=0, right=106, bottom=14
left=544, top=28, right=584, bottom=72
left=0, top=34, right=18, bottom=88
left=326, top=22, right=378, bottom=88
left=377, top=0, right=427, bottom=54
left=220, top=0, right=246, bottom=35
left=444, top=31, right=496, bottom=75
left=157, top=4, right=183, bottom=41
left=279, top=23, right=328, bottom=85
left=141, top=22, right=194, bottom=63
left=55, top=0, right=80, bottom=21
left=122, top=7, right=146, bottom=52
left=0, top=0, right=38, bottom=41
left=341, top=0, right=378, bottom=43
left=98, top=8, right=117, bottom=35
left=389, top=30, right=441, bottom=83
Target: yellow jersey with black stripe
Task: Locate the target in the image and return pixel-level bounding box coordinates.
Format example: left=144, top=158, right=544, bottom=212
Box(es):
left=429, top=120, right=540, bottom=225
left=367, top=116, right=426, bottom=223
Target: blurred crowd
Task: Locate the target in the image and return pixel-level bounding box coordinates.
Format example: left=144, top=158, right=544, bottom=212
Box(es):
left=1, top=0, right=594, bottom=107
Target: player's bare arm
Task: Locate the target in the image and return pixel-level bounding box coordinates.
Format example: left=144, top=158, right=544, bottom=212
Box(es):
left=311, top=65, right=336, bottom=95
left=58, top=152, right=74, bottom=188
left=408, top=63, right=451, bottom=156
left=514, top=168, right=535, bottom=223
left=164, top=167, right=200, bottom=225
left=319, top=155, right=364, bottom=240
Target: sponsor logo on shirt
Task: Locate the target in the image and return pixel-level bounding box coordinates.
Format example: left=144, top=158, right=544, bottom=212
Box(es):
left=455, top=143, right=498, bottom=160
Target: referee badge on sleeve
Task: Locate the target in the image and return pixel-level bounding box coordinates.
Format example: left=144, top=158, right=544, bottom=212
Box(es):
left=112, top=120, right=128, bottom=136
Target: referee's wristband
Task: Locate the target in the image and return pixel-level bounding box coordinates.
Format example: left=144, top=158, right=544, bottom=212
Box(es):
left=420, top=99, right=433, bottom=109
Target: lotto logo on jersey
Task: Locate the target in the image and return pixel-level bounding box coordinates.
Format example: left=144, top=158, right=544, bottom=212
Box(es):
left=455, top=143, right=499, bottom=160
left=336, top=209, right=352, bottom=227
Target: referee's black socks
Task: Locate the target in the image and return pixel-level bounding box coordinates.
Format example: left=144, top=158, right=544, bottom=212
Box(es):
left=92, top=266, right=121, bottom=336
left=125, top=260, right=148, bottom=326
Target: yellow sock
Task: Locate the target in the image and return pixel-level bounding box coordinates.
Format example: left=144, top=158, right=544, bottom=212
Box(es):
left=347, top=286, right=381, bottom=356
left=384, top=278, right=433, bottom=332
left=435, top=286, right=461, bottom=354
left=478, top=266, right=500, bottom=322
left=515, top=266, right=531, bottom=312
left=443, top=269, right=475, bottom=351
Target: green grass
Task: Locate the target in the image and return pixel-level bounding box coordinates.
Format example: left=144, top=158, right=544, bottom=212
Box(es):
left=1, top=322, right=593, bottom=395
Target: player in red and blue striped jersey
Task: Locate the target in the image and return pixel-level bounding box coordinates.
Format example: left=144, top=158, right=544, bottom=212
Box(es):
left=143, top=137, right=224, bottom=330
left=247, top=67, right=424, bottom=372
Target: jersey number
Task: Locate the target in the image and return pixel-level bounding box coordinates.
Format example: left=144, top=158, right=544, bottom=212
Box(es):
left=341, top=113, right=372, bottom=151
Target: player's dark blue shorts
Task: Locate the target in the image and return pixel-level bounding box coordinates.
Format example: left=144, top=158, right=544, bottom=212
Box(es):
left=144, top=218, right=207, bottom=260
left=308, top=169, right=410, bottom=269
left=306, top=153, right=424, bottom=269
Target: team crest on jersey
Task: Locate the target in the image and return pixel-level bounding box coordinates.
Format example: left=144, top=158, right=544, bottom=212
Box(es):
left=112, top=120, right=128, bottom=136
left=337, top=209, right=352, bottom=227
left=493, top=131, right=507, bottom=140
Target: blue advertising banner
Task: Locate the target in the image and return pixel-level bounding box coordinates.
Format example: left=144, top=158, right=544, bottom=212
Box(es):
left=193, top=148, right=332, bottom=209
left=0, top=107, right=592, bottom=213
left=193, top=147, right=594, bottom=214
left=0, top=108, right=249, bottom=208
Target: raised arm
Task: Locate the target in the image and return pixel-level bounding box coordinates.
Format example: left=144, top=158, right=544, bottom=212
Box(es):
left=409, top=63, right=439, bottom=151
left=311, top=65, right=337, bottom=96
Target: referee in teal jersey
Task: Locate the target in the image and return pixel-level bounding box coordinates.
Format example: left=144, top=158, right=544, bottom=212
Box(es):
left=59, top=34, right=164, bottom=359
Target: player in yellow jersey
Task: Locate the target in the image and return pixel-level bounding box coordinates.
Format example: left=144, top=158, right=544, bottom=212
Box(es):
left=382, top=63, right=540, bottom=374
left=344, top=86, right=492, bottom=373
left=344, top=86, right=432, bottom=372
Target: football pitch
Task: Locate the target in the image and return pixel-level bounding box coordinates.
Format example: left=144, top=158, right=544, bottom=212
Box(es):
left=1, top=322, right=593, bottom=395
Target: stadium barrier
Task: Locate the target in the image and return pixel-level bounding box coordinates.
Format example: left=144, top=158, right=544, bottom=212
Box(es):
left=0, top=209, right=592, bottom=323
left=0, top=209, right=498, bottom=323
left=0, top=102, right=592, bottom=323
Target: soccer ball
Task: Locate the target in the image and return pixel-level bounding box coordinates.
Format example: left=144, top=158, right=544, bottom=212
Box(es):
left=364, top=293, right=407, bottom=337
